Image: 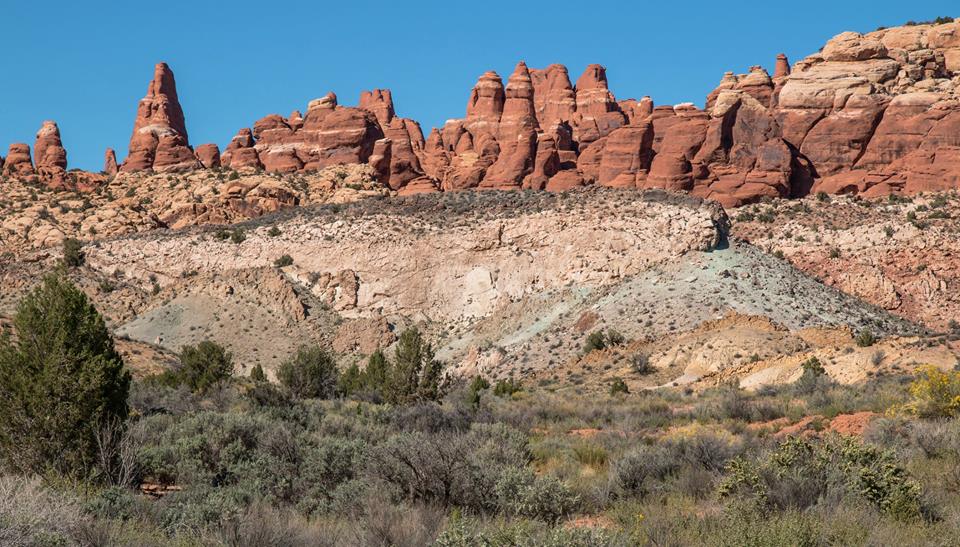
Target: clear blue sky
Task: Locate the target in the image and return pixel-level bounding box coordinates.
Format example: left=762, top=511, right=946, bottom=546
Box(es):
left=1, top=1, right=956, bottom=171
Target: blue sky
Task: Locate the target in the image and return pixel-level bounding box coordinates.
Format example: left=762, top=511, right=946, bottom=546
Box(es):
left=1, top=1, right=956, bottom=171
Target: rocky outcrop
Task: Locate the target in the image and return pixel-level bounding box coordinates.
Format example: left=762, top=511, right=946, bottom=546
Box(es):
left=14, top=20, right=960, bottom=205
left=121, top=63, right=198, bottom=173
left=33, top=121, right=67, bottom=182
left=104, top=148, right=118, bottom=175
left=195, top=144, right=221, bottom=169
left=2, top=144, right=34, bottom=177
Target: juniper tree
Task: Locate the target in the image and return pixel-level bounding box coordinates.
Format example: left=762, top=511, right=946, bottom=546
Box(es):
left=0, top=272, right=130, bottom=478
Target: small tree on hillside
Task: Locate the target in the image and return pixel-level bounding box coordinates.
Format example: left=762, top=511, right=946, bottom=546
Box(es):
left=0, top=272, right=130, bottom=478
left=277, top=345, right=338, bottom=399
left=178, top=341, right=233, bottom=393
left=388, top=327, right=444, bottom=404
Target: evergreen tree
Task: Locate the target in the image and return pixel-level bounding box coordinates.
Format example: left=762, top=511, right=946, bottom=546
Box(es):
left=386, top=328, right=444, bottom=404
left=277, top=345, right=338, bottom=399
left=0, top=272, right=130, bottom=478
left=179, top=341, right=233, bottom=393
left=249, top=363, right=267, bottom=383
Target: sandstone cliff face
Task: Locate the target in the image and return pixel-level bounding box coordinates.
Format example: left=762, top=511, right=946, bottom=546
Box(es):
left=7, top=20, right=960, bottom=206
left=85, top=190, right=729, bottom=327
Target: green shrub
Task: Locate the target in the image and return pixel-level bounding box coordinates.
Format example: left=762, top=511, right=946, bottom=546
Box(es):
left=230, top=228, right=247, bottom=244
left=277, top=345, right=338, bottom=399
left=62, top=237, right=84, bottom=267
left=467, top=375, right=490, bottom=407
left=386, top=328, right=444, bottom=404
left=267, top=226, right=282, bottom=237
left=178, top=341, right=234, bottom=393
left=249, top=364, right=267, bottom=382
left=610, top=377, right=629, bottom=395
left=794, top=356, right=832, bottom=395
left=273, top=254, right=294, bottom=268
left=0, top=272, right=130, bottom=478
left=630, top=353, right=654, bottom=375
left=494, top=377, right=523, bottom=397
left=718, top=435, right=922, bottom=520
left=494, top=467, right=579, bottom=523
left=583, top=329, right=626, bottom=354
left=584, top=330, right=607, bottom=353
left=856, top=329, right=878, bottom=348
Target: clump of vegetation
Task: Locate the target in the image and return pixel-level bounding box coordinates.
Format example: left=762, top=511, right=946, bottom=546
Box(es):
left=277, top=345, right=338, bottom=399
left=214, top=227, right=247, bottom=244
left=899, top=366, right=960, bottom=418
left=493, top=377, right=523, bottom=397
left=249, top=363, right=267, bottom=383
left=273, top=254, right=294, bottom=267
left=856, top=329, right=878, bottom=348
left=610, top=377, right=630, bottom=395
left=466, top=375, right=491, bottom=407
left=62, top=237, right=84, bottom=268
left=148, top=340, right=233, bottom=394
left=583, top=328, right=626, bottom=353
left=0, top=273, right=130, bottom=479
left=338, top=328, right=445, bottom=404
left=720, top=435, right=923, bottom=520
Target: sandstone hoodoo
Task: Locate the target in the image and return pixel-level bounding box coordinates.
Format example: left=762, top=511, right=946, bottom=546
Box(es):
left=2, top=143, right=34, bottom=177
left=104, top=148, right=118, bottom=176
left=33, top=121, right=67, bottom=182
left=121, top=62, right=198, bottom=173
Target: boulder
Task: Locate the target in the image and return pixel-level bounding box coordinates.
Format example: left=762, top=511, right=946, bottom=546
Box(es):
left=195, top=144, right=221, bottom=168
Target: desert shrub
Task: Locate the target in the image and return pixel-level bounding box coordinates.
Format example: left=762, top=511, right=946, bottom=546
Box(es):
left=273, top=254, right=294, bottom=267
left=62, top=237, right=84, bottom=267
left=277, top=345, right=338, bottom=399
left=467, top=375, right=490, bottom=407
left=437, top=517, right=614, bottom=546
left=230, top=228, right=247, bottom=244
left=583, top=329, right=625, bottom=353
left=267, top=226, right=282, bottom=237
left=610, top=377, right=629, bottom=395
left=249, top=364, right=267, bottom=382
left=630, top=352, right=654, bottom=375
left=899, top=366, right=960, bottom=418
left=214, top=502, right=340, bottom=547
left=0, top=475, right=84, bottom=546
left=494, top=467, right=579, bottom=523
left=614, top=431, right=740, bottom=499
left=388, top=328, right=444, bottom=404
left=718, top=435, right=923, bottom=520
left=177, top=340, right=234, bottom=393
left=793, top=356, right=832, bottom=395
left=493, top=377, right=523, bottom=397
left=856, top=329, right=878, bottom=347
left=246, top=381, right=291, bottom=408
left=391, top=402, right=473, bottom=434
left=0, top=272, right=130, bottom=478
left=350, top=493, right=446, bottom=547
left=370, top=423, right=529, bottom=512
left=296, top=437, right=368, bottom=515
left=907, top=419, right=960, bottom=458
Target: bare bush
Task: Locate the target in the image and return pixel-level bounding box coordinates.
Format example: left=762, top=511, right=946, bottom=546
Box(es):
left=0, top=475, right=84, bottom=546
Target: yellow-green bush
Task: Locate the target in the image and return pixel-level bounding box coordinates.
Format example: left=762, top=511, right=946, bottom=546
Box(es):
left=899, top=366, right=960, bottom=419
